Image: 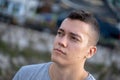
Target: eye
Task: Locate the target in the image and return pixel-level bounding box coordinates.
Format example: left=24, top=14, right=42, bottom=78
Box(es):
left=57, top=31, right=64, bottom=37
left=70, top=36, right=79, bottom=42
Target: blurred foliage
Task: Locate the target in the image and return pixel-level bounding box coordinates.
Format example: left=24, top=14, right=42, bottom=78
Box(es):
left=0, top=40, right=51, bottom=61
left=0, top=39, right=51, bottom=80
left=98, top=36, right=120, bottom=49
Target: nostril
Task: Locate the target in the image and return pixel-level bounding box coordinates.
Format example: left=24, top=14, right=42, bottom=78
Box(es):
left=58, top=38, right=68, bottom=48
left=58, top=41, right=65, bottom=47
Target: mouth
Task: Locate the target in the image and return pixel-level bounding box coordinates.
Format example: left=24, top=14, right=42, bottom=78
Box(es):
left=53, top=48, right=66, bottom=55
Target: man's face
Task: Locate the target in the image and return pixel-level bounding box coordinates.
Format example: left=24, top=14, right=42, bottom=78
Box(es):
left=51, top=18, right=96, bottom=66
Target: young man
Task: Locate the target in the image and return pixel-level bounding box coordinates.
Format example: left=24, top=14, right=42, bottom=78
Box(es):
left=13, top=10, right=100, bottom=80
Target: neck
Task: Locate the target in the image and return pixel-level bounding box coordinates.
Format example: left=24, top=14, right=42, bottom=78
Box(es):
left=49, top=62, right=88, bottom=80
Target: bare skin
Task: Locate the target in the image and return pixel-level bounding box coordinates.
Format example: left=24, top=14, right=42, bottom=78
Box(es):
left=49, top=18, right=97, bottom=80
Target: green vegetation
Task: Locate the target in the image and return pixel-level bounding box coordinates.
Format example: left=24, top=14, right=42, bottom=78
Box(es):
left=0, top=40, right=51, bottom=80
left=85, top=62, right=105, bottom=73
left=0, top=40, right=51, bottom=61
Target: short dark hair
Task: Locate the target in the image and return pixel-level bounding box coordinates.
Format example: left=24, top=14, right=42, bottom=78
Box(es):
left=67, top=10, right=100, bottom=45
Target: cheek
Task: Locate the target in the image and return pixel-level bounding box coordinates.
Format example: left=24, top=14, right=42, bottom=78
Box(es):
left=68, top=44, right=87, bottom=58
left=68, top=45, right=81, bottom=56
left=69, top=43, right=82, bottom=52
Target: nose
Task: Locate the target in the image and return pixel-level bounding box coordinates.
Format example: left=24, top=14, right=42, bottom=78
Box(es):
left=58, top=36, right=68, bottom=48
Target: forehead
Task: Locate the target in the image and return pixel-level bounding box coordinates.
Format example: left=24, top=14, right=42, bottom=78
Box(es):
left=59, top=18, right=91, bottom=35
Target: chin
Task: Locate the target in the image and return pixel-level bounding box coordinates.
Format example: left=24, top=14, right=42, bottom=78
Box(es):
left=51, top=54, right=58, bottom=62
left=51, top=55, right=68, bottom=67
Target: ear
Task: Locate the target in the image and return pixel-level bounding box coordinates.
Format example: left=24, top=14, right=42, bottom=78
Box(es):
left=86, top=46, right=97, bottom=59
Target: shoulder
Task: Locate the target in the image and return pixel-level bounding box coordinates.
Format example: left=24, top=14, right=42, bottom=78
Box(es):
left=86, top=73, right=96, bottom=80
left=21, top=62, right=51, bottom=71
left=13, top=62, right=52, bottom=80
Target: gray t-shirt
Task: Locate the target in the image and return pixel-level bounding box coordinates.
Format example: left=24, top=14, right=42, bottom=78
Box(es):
left=13, top=62, right=95, bottom=80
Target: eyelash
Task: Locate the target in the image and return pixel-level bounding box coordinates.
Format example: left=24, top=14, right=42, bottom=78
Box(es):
left=57, top=31, right=64, bottom=36
left=57, top=31, right=80, bottom=42
left=70, top=36, right=79, bottom=41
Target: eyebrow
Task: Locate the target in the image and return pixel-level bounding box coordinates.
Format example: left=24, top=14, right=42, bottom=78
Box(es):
left=70, top=32, right=82, bottom=40
left=58, top=28, right=82, bottom=40
left=58, top=28, right=64, bottom=32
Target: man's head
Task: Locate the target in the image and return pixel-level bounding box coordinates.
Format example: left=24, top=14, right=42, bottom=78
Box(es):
left=52, top=10, right=100, bottom=66
left=67, top=10, right=100, bottom=45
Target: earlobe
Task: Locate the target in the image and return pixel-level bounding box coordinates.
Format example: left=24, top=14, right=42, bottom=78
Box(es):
left=87, top=46, right=97, bottom=59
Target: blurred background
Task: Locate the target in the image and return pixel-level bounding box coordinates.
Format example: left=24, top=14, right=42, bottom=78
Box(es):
left=0, top=0, right=120, bottom=80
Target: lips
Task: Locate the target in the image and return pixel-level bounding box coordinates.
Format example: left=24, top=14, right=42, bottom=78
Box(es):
left=53, top=48, right=66, bottom=55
